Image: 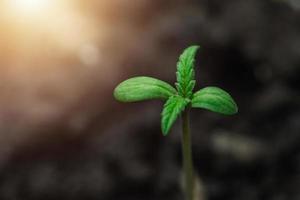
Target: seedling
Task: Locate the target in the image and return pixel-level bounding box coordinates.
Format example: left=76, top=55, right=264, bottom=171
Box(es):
left=114, top=45, right=238, bottom=200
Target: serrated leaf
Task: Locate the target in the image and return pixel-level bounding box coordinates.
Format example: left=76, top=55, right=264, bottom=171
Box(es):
left=161, top=96, right=189, bottom=136
left=176, top=45, right=200, bottom=98
left=114, top=76, right=176, bottom=102
left=191, top=87, right=238, bottom=115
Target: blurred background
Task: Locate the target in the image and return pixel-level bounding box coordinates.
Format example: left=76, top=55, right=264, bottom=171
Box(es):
left=0, top=0, right=299, bottom=199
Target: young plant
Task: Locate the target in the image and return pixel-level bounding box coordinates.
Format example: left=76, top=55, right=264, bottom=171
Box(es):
left=113, top=45, right=238, bottom=200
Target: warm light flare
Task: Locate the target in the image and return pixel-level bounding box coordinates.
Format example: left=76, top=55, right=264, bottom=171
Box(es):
left=1, top=0, right=101, bottom=53
left=9, top=0, right=52, bottom=15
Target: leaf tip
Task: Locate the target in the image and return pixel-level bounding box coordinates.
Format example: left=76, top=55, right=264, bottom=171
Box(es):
left=225, top=94, right=238, bottom=115
left=161, top=128, right=169, bottom=136
left=113, top=84, right=123, bottom=102
left=184, top=45, right=200, bottom=55
left=189, top=45, right=200, bottom=50
left=161, top=113, right=170, bottom=136
left=231, top=101, right=239, bottom=115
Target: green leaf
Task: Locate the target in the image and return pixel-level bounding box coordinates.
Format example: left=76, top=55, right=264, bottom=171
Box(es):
left=191, top=87, right=238, bottom=115
left=161, top=96, right=189, bottom=136
left=114, top=76, right=177, bottom=102
left=176, top=45, right=200, bottom=98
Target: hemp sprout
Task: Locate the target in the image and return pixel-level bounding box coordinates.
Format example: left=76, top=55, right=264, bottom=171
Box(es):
left=114, top=45, right=238, bottom=200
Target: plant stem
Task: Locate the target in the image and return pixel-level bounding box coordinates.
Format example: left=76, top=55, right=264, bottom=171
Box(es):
left=181, top=108, right=194, bottom=200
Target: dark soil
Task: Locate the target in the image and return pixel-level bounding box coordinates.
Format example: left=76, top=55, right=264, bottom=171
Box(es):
left=0, top=0, right=299, bottom=199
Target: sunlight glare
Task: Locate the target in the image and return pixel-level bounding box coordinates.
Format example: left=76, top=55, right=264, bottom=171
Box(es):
left=9, top=0, right=52, bottom=15
left=1, top=0, right=101, bottom=52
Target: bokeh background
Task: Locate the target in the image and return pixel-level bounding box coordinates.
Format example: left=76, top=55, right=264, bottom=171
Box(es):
left=0, top=0, right=299, bottom=199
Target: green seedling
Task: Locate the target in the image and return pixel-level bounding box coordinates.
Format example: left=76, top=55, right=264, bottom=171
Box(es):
left=114, top=45, right=238, bottom=200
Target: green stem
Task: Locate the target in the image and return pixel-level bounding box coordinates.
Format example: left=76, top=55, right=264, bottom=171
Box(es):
left=181, top=108, right=194, bottom=200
